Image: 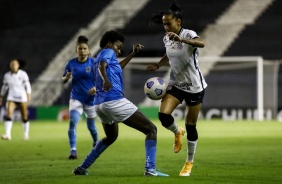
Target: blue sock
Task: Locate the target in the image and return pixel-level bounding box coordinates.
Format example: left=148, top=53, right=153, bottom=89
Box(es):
left=68, top=110, right=81, bottom=150
left=80, top=140, right=108, bottom=169
left=145, top=140, right=156, bottom=171
left=86, top=118, right=98, bottom=144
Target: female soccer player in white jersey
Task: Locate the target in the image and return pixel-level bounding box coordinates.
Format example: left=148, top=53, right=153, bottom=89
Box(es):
left=62, top=35, right=98, bottom=160
left=72, top=30, right=168, bottom=177
left=146, top=2, right=207, bottom=176
left=0, top=59, right=31, bottom=140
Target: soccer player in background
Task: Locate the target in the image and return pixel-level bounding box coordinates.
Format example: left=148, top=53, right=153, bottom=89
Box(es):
left=73, top=30, right=169, bottom=177
left=0, top=59, right=31, bottom=140
left=62, top=35, right=98, bottom=160
left=146, top=2, right=207, bottom=176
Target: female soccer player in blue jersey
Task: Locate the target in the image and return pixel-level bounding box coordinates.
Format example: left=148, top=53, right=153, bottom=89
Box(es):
left=62, top=35, right=98, bottom=160
left=72, top=30, right=168, bottom=177
left=146, top=2, right=207, bottom=176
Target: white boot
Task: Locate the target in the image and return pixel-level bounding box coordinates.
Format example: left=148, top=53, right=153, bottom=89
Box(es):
left=2, top=121, right=12, bottom=140
left=23, top=122, right=30, bottom=140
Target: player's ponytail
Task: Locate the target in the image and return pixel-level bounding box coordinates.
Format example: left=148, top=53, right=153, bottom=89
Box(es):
left=17, top=59, right=27, bottom=69
left=169, top=2, right=182, bottom=14
left=168, top=2, right=183, bottom=21
left=149, top=1, right=184, bottom=26
left=150, top=11, right=165, bottom=25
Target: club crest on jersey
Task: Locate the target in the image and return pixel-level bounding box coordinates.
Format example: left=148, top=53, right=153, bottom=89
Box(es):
left=86, top=66, right=91, bottom=73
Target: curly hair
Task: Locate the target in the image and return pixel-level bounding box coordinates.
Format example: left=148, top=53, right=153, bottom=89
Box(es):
left=99, top=30, right=125, bottom=48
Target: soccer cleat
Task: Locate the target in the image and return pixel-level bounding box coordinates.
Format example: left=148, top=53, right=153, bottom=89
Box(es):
left=68, top=150, right=77, bottom=160
left=174, top=127, right=185, bottom=153
left=1, top=134, right=11, bottom=140
left=144, top=169, right=169, bottom=177
left=23, top=135, right=29, bottom=140
left=179, top=162, right=193, bottom=176
left=73, top=167, right=88, bottom=176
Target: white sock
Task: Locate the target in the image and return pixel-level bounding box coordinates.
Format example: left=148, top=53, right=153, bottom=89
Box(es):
left=186, top=140, right=198, bottom=162
left=22, top=122, right=30, bottom=137
left=167, top=122, right=179, bottom=134
left=4, top=121, right=13, bottom=137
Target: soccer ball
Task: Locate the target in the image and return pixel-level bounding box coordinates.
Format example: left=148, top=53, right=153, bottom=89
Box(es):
left=144, top=77, right=167, bottom=100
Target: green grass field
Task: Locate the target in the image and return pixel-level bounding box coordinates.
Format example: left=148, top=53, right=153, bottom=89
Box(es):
left=0, top=119, right=282, bottom=184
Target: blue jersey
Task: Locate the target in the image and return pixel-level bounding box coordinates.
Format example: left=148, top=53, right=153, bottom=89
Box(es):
left=94, top=48, right=124, bottom=105
left=63, top=57, right=95, bottom=105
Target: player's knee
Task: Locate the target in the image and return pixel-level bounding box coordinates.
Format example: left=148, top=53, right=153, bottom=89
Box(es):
left=186, top=124, right=198, bottom=141
left=4, top=116, right=11, bottom=121
left=86, top=119, right=97, bottom=133
left=151, top=123, right=157, bottom=135
left=158, top=112, right=174, bottom=128
left=103, top=134, right=118, bottom=146
left=88, top=126, right=97, bottom=134
left=69, top=110, right=80, bottom=127
left=22, top=119, right=29, bottom=123
left=146, top=123, right=157, bottom=137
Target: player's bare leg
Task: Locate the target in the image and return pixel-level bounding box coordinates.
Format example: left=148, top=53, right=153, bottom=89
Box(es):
left=19, top=102, right=30, bottom=140
left=2, top=101, right=17, bottom=140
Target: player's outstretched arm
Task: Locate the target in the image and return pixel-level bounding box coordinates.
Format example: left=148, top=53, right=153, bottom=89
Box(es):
left=119, top=43, right=144, bottom=69
left=146, top=54, right=169, bottom=72
left=181, top=37, right=205, bottom=48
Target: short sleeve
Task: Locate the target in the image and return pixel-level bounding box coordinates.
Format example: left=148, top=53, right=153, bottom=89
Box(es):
left=185, top=30, right=199, bottom=39
left=99, top=49, right=115, bottom=64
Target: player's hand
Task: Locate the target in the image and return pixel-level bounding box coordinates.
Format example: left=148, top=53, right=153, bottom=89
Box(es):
left=0, top=97, right=2, bottom=106
left=166, top=32, right=181, bottom=42
left=166, top=85, right=172, bottom=91
left=132, top=43, right=144, bottom=54
left=65, top=72, right=72, bottom=80
left=88, top=87, right=96, bottom=95
left=146, top=64, right=159, bottom=72
left=103, top=80, right=112, bottom=92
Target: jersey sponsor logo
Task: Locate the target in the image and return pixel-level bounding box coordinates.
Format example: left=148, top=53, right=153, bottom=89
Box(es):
left=175, top=83, right=192, bottom=90
left=175, top=83, right=192, bottom=88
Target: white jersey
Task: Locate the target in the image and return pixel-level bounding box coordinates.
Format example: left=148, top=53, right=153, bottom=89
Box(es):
left=0, top=69, right=31, bottom=102
left=164, top=28, right=207, bottom=93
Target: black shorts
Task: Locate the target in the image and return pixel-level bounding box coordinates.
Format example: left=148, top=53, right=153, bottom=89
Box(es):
left=166, top=86, right=205, bottom=106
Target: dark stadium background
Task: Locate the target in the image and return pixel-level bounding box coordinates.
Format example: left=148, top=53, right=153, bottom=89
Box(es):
left=0, top=0, right=281, bottom=119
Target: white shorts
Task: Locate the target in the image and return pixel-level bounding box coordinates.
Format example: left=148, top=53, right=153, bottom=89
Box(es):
left=94, top=98, right=138, bottom=125
left=69, top=99, right=96, bottom=118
